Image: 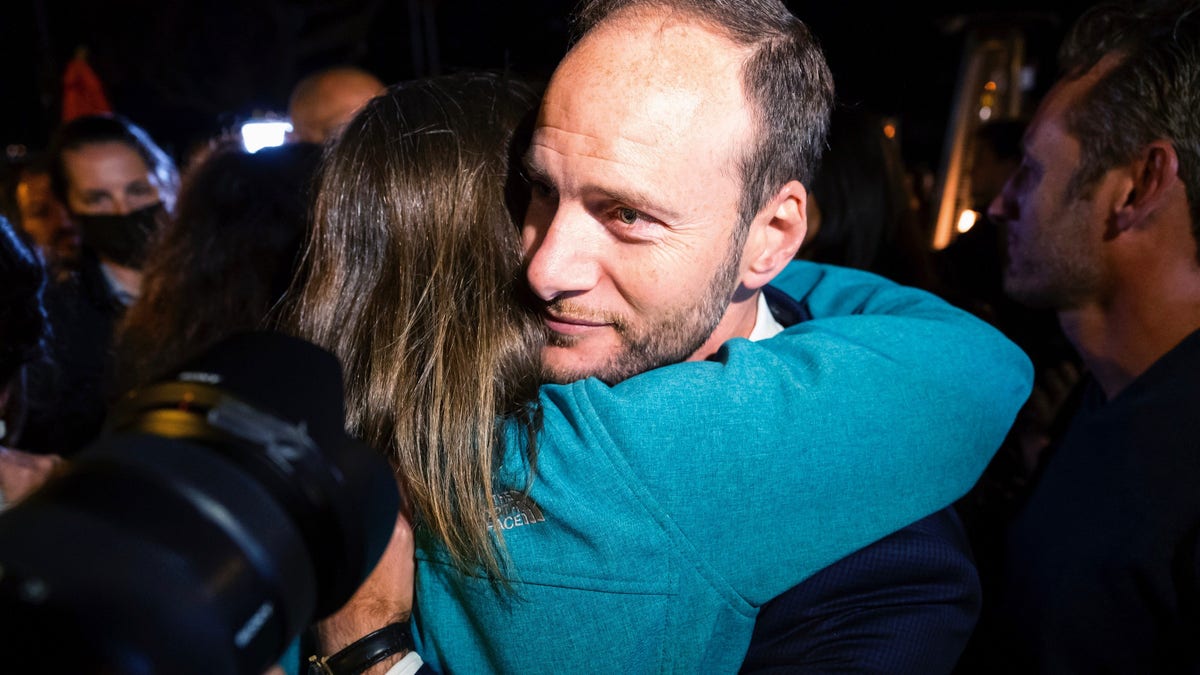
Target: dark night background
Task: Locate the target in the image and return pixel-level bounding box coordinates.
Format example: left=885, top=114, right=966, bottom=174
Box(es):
left=1, top=0, right=1096, bottom=170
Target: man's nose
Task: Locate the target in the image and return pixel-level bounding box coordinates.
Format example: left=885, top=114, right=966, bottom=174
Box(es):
left=523, top=208, right=603, bottom=302
left=987, top=181, right=1014, bottom=225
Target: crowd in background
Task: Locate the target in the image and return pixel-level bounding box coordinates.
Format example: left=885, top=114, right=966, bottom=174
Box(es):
left=1, top=0, right=1198, bottom=672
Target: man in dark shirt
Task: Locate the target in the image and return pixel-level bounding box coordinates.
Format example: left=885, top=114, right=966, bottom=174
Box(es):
left=985, top=2, right=1200, bottom=670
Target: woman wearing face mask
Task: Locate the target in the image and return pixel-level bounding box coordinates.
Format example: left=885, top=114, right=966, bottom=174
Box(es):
left=49, top=114, right=179, bottom=304
left=20, top=114, right=180, bottom=457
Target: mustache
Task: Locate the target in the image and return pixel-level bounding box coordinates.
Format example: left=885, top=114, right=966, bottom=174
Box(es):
left=511, top=271, right=629, bottom=332
left=543, top=298, right=629, bottom=333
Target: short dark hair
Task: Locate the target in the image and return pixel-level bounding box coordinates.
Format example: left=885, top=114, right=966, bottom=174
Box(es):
left=1058, top=1, right=1200, bottom=251
left=48, top=114, right=180, bottom=210
left=572, top=0, right=834, bottom=237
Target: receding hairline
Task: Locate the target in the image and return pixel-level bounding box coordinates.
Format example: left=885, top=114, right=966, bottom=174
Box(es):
left=553, top=4, right=757, bottom=129
left=547, top=7, right=758, bottom=181
left=562, top=4, right=779, bottom=197
left=573, top=0, right=782, bottom=48
left=569, top=3, right=762, bottom=65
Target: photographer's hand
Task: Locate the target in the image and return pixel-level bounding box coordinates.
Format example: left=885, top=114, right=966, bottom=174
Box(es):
left=312, top=508, right=416, bottom=675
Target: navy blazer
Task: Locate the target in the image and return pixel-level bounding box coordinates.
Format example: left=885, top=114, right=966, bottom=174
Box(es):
left=741, top=509, right=980, bottom=673
left=738, top=287, right=982, bottom=673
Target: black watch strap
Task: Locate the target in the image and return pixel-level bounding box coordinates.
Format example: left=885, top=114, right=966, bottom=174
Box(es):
left=308, top=622, right=413, bottom=675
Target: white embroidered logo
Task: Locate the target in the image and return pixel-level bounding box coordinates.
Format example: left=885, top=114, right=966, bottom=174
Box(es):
left=491, top=491, right=546, bottom=531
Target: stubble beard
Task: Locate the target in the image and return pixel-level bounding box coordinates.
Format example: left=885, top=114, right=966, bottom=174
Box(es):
left=1003, top=206, right=1103, bottom=310
left=541, top=245, right=743, bottom=385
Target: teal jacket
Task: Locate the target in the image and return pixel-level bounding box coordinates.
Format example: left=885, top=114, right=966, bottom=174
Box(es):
left=412, top=261, right=1032, bottom=673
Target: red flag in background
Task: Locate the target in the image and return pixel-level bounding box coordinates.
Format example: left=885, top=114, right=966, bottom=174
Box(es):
left=62, top=47, right=112, bottom=121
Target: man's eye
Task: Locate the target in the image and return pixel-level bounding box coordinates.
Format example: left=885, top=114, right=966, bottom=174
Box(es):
left=518, top=167, right=548, bottom=194
left=525, top=174, right=554, bottom=200
left=616, top=207, right=639, bottom=225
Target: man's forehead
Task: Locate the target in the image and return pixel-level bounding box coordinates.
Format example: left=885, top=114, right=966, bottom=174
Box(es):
left=1021, top=100, right=1071, bottom=164
left=1023, top=99, right=1073, bottom=162
left=532, top=85, right=704, bottom=156
left=561, top=9, right=749, bottom=96
left=529, top=100, right=745, bottom=201
left=534, top=12, right=751, bottom=168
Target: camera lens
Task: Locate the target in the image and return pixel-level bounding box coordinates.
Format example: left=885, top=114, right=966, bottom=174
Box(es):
left=0, top=332, right=399, bottom=674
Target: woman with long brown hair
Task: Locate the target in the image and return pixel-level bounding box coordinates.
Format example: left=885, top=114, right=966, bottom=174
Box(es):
left=291, top=74, right=543, bottom=582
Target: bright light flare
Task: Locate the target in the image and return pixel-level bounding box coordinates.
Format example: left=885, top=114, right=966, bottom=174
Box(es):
left=241, top=121, right=293, bottom=153
left=957, top=209, right=980, bottom=234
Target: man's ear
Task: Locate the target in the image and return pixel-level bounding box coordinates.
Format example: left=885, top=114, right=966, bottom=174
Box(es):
left=1113, top=140, right=1180, bottom=233
left=741, top=180, right=807, bottom=290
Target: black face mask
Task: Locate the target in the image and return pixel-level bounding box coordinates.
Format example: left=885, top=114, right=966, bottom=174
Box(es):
left=74, top=202, right=165, bottom=269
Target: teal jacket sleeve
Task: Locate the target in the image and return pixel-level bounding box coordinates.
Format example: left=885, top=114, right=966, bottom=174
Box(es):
left=534, top=261, right=1032, bottom=605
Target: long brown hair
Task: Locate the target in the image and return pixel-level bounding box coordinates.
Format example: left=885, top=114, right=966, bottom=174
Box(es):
left=289, top=73, right=544, bottom=578
left=117, top=142, right=322, bottom=389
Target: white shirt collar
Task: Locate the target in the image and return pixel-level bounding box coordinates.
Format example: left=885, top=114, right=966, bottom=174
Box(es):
left=747, top=291, right=784, bottom=343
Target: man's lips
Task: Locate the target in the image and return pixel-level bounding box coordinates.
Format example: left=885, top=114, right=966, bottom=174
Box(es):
left=543, top=311, right=609, bottom=335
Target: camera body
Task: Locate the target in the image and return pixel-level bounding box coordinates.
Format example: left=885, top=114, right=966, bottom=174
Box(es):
left=0, top=333, right=399, bottom=674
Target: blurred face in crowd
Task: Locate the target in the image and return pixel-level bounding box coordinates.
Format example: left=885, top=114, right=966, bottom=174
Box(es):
left=288, top=70, right=385, bottom=144
left=989, top=59, right=1119, bottom=310
left=521, top=11, right=761, bottom=385
left=61, top=141, right=161, bottom=216
left=16, top=170, right=80, bottom=266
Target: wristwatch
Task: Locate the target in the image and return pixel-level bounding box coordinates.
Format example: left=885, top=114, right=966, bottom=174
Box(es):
left=307, top=622, right=413, bottom=675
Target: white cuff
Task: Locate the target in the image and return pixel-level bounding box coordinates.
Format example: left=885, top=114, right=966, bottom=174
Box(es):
left=383, top=651, right=425, bottom=675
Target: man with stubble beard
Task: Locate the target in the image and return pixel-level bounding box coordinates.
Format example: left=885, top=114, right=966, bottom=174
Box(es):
left=313, top=2, right=1031, bottom=672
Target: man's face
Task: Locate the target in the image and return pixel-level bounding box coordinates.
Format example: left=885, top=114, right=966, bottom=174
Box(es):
left=61, top=141, right=160, bottom=216
left=290, top=98, right=352, bottom=144
left=988, top=72, right=1113, bottom=310
left=16, top=171, right=80, bottom=265
left=289, top=73, right=384, bottom=144
left=522, top=12, right=757, bottom=384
